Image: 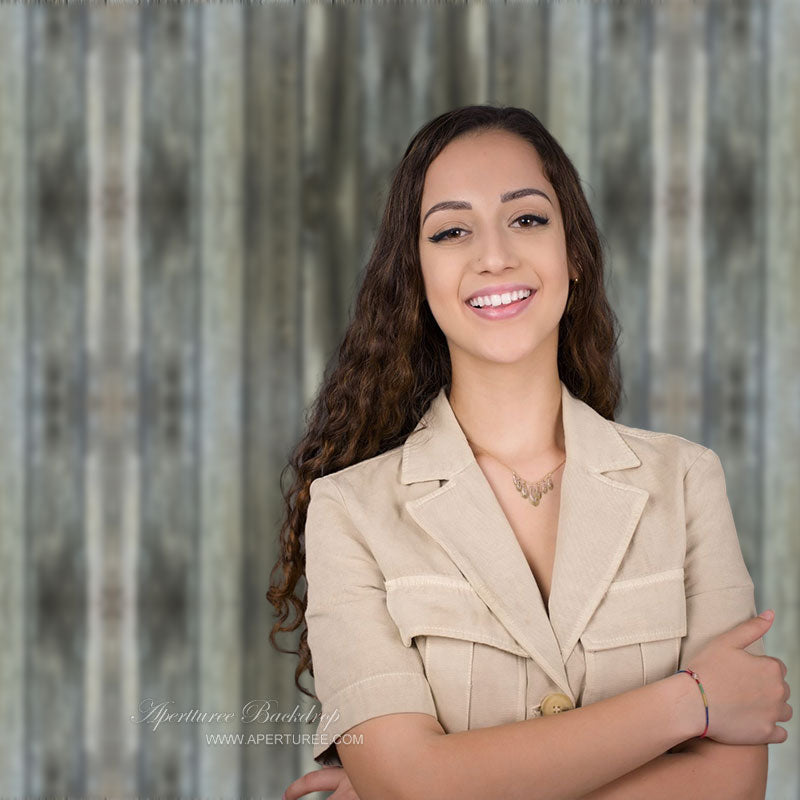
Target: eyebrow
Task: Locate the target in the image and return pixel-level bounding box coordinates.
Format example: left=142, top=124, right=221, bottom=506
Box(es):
left=422, top=187, right=553, bottom=225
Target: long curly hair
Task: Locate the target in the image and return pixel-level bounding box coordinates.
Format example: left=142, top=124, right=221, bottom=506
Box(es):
left=267, top=104, right=623, bottom=698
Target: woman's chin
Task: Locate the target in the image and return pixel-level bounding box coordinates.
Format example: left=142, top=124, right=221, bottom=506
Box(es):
left=455, top=344, right=545, bottom=368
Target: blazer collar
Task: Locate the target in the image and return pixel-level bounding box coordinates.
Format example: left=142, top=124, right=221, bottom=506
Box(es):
left=400, top=381, right=649, bottom=700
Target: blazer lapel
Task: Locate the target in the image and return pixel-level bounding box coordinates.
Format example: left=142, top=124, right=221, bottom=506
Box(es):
left=401, top=381, right=649, bottom=699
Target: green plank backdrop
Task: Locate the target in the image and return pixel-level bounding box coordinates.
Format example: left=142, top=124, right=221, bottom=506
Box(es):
left=0, top=2, right=797, bottom=799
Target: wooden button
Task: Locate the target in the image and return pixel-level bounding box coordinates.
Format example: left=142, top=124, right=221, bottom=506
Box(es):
left=540, top=692, right=574, bottom=715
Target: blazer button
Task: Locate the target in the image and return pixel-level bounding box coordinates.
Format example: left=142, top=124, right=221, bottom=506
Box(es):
left=540, top=693, right=574, bottom=715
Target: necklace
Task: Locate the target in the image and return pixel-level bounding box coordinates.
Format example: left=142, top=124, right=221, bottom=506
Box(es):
left=467, top=439, right=566, bottom=508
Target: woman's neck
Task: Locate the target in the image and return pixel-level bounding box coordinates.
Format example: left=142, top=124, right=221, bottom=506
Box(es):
left=447, top=371, right=565, bottom=472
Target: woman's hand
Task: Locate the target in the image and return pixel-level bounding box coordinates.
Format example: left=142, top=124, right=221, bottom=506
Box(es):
left=684, top=611, right=792, bottom=745
left=283, top=766, right=361, bottom=800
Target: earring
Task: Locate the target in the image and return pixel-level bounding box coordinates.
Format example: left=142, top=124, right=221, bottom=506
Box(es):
left=566, top=276, right=579, bottom=313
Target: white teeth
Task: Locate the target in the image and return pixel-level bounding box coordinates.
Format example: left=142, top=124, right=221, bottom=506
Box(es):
left=468, top=288, right=532, bottom=308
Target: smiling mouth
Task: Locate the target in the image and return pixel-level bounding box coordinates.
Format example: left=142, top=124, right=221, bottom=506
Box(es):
left=465, top=289, right=536, bottom=321
left=466, top=288, right=533, bottom=309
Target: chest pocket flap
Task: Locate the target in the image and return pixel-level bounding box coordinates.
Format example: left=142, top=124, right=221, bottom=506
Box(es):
left=385, top=575, right=528, bottom=657
left=581, top=567, right=687, bottom=650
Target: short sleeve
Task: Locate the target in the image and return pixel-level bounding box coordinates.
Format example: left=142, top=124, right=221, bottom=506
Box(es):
left=304, top=476, right=437, bottom=767
left=678, top=447, right=765, bottom=671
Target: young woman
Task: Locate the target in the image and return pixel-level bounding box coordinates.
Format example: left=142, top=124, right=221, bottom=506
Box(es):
left=269, top=105, right=791, bottom=800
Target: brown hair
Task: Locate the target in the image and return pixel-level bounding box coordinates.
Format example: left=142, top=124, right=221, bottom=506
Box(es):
left=267, top=104, right=623, bottom=698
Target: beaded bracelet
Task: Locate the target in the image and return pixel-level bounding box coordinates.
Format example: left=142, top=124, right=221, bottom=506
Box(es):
left=675, top=667, right=709, bottom=738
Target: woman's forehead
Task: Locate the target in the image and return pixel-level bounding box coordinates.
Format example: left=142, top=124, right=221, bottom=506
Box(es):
left=420, top=133, right=555, bottom=216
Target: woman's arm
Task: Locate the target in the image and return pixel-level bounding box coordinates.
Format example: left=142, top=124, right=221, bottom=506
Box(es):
left=287, top=741, right=767, bottom=800
left=304, top=457, right=784, bottom=799
left=577, top=740, right=768, bottom=800
left=338, top=606, right=784, bottom=800
left=336, top=671, right=713, bottom=800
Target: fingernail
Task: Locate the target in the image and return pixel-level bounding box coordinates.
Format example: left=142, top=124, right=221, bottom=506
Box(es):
left=759, top=609, right=774, bottom=620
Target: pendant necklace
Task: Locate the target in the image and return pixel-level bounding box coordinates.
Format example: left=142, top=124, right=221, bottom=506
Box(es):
left=468, top=440, right=566, bottom=508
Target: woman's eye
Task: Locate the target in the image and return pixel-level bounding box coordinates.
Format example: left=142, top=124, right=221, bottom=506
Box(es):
left=427, top=213, right=549, bottom=244
left=428, top=227, right=467, bottom=243
left=513, top=213, right=549, bottom=228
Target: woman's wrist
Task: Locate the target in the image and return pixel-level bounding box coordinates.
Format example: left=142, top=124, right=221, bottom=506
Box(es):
left=675, top=668, right=709, bottom=738
left=659, top=671, right=709, bottom=743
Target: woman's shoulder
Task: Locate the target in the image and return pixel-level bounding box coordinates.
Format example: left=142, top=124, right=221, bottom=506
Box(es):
left=608, top=418, right=710, bottom=475
left=309, top=441, right=407, bottom=500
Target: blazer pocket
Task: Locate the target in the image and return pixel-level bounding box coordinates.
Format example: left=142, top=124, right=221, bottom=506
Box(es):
left=385, top=576, right=528, bottom=733
left=580, top=568, right=687, bottom=705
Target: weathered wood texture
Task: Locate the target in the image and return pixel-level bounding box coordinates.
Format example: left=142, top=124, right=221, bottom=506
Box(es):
left=0, top=2, right=796, bottom=799
left=137, top=6, right=201, bottom=798
left=764, top=1, right=800, bottom=796
left=0, top=5, right=27, bottom=798
left=244, top=5, right=305, bottom=798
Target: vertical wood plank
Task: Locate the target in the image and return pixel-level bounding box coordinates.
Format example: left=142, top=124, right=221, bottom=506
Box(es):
left=648, top=3, right=707, bottom=444
left=116, top=12, right=143, bottom=796
left=391, top=5, right=442, bottom=140
left=84, top=6, right=141, bottom=797
left=0, top=6, right=27, bottom=797
left=491, top=3, right=549, bottom=119
left=702, top=1, right=767, bottom=577
left=764, top=0, right=800, bottom=795
left=84, top=13, right=106, bottom=796
left=301, top=5, right=361, bottom=400
left=243, top=5, right=304, bottom=796
left=26, top=5, right=89, bottom=796
left=197, top=6, right=244, bottom=799
left=137, top=6, right=200, bottom=797
left=591, top=3, right=654, bottom=426
left=547, top=2, right=592, bottom=183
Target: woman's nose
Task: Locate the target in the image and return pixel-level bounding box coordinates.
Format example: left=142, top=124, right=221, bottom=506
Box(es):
left=474, top=229, right=520, bottom=272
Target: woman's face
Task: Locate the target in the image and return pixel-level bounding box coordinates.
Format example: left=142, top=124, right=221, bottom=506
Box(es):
left=418, top=129, right=574, bottom=370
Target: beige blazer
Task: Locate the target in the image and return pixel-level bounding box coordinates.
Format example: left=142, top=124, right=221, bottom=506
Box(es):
left=304, top=381, right=764, bottom=767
